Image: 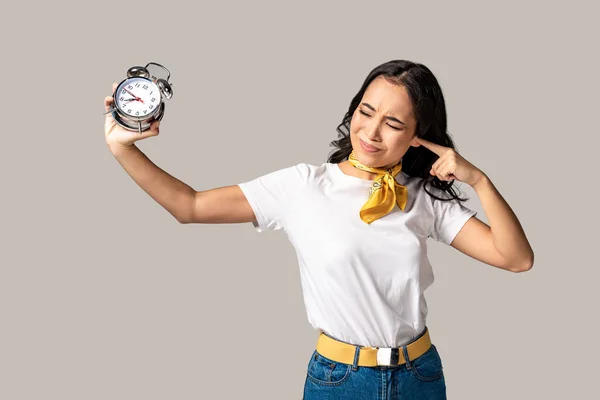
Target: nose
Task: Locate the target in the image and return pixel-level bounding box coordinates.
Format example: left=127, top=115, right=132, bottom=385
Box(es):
left=364, top=122, right=381, bottom=141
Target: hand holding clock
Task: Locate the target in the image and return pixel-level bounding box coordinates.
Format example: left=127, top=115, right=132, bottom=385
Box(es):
left=105, top=82, right=160, bottom=152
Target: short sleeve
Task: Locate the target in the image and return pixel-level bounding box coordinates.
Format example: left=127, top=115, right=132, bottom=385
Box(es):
left=237, top=163, right=309, bottom=233
left=429, top=194, right=477, bottom=245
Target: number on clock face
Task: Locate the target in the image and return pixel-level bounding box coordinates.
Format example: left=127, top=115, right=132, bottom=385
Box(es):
left=116, top=77, right=161, bottom=117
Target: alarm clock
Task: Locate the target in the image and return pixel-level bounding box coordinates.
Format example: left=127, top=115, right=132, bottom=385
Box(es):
left=110, top=62, right=174, bottom=134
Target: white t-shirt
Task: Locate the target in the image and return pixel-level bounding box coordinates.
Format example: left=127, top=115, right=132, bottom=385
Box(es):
left=238, top=162, right=477, bottom=348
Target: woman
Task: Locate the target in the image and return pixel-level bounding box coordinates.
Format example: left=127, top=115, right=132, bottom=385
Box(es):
left=104, top=59, right=534, bottom=400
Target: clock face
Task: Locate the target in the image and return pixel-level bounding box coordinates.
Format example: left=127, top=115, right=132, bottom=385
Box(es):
left=115, top=77, right=161, bottom=118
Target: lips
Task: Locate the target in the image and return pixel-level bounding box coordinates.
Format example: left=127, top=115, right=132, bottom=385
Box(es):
left=359, top=139, right=380, bottom=152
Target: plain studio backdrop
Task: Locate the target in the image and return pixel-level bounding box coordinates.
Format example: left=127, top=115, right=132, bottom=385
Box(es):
left=1, top=0, right=598, bottom=399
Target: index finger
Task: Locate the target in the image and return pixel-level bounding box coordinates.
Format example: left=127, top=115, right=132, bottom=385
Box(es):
left=415, top=137, right=448, bottom=156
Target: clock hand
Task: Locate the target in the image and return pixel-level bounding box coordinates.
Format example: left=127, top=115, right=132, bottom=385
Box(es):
left=122, top=88, right=138, bottom=98
left=122, top=88, right=144, bottom=103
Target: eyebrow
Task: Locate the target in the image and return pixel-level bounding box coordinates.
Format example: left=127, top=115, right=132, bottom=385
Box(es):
left=361, top=103, right=406, bottom=126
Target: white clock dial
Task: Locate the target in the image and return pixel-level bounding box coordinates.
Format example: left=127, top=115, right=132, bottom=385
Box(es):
left=115, top=77, right=161, bottom=118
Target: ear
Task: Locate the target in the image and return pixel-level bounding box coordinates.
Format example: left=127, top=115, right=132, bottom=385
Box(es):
left=410, top=136, right=421, bottom=147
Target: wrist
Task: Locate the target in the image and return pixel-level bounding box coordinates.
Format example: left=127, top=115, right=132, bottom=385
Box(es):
left=108, top=142, right=137, bottom=156
left=471, top=171, right=491, bottom=191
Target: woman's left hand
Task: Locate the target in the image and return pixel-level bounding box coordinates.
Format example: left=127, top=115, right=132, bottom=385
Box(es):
left=414, top=137, right=485, bottom=188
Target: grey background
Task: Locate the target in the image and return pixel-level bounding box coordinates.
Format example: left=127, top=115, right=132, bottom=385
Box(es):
left=1, top=0, right=598, bottom=398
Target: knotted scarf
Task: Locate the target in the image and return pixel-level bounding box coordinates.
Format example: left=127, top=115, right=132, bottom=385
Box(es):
left=347, top=151, right=408, bottom=224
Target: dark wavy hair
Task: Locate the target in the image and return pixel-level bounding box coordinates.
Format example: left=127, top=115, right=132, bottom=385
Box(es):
left=327, top=60, right=469, bottom=203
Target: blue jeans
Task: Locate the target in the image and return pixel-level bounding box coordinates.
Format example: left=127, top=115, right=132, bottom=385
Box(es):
left=303, top=340, right=446, bottom=399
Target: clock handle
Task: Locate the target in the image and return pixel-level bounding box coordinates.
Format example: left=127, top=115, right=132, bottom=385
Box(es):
left=145, top=62, right=171, bottom=82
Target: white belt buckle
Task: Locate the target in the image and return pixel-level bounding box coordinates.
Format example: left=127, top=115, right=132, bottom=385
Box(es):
left=376, top=347, right=400, bottom=366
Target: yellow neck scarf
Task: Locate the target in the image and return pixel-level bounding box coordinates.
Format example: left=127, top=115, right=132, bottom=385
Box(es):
left=347, top=151, right=408, bottom=224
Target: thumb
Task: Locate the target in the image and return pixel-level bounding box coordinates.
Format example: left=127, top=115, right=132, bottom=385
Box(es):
left=136, top=119, right=160, bottom=138
left=148, top=119, right=160, bottom=136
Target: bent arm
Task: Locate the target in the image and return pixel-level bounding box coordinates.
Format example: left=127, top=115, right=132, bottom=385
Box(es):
left=470, top=174, right=534, bottom=271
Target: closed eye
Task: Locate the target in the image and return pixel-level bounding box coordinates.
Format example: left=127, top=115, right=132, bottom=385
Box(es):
left=359, top=110, right=403, bottom=130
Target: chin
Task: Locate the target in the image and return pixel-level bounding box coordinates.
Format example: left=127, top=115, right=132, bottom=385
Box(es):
left=354, top=152, right=386, bottom=167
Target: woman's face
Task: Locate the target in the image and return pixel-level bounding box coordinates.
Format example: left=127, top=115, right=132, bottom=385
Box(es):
left=349, top=76, right=420, bottom=169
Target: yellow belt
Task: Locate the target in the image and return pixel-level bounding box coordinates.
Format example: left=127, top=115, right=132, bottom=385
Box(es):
left=315, top=327, right=432, bottom=367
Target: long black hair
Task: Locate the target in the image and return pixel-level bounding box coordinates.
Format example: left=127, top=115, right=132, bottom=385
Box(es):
left=327, top=60, right=469, bottom=203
